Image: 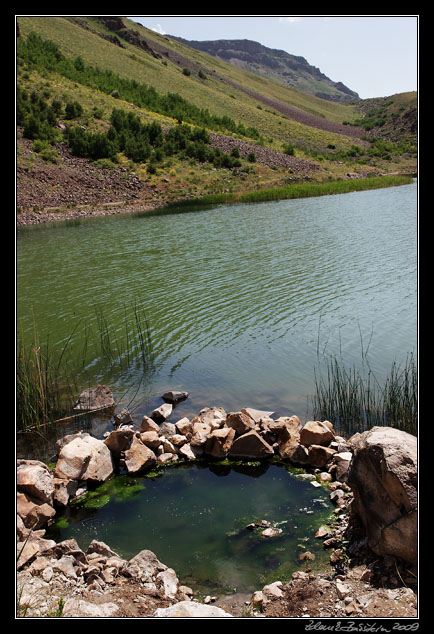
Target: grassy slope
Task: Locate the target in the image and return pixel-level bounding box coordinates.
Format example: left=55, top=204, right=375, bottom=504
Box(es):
left=17, top=15, right=417, bottom=200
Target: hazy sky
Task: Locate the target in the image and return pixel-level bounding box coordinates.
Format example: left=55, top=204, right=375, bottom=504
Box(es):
left=128, top=15, right=418, bottom=100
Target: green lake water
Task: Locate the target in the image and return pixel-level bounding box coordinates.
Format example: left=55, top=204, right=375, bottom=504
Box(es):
left=47, top=462, right=334, bottom=594
left=16, top=181, right=417, bottom=459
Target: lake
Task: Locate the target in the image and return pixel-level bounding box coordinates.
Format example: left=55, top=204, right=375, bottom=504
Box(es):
left=16, top=181, right=417, bottom=459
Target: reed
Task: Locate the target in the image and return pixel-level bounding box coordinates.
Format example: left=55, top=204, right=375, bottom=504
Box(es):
left=312, top=351, right=417, bottom=436
left=161, top=175, right=413, bottom=212
left=16, top=300, right=154, bottom=432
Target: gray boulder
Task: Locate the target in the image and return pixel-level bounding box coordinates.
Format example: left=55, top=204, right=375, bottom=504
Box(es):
left=347, top=426, right=417, bottom=565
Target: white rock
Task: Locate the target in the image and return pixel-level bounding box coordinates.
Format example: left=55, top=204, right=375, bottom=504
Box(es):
left=153, top=600, right=233, bottom=618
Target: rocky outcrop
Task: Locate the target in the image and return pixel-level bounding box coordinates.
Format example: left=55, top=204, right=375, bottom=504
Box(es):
left=347, top=427, right=418, bottom=565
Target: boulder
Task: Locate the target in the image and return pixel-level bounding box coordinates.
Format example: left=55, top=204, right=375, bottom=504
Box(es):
left=74, top=385, right=115, bottom=411
left=151, top=403, right=172, bottom=423
left=17, top=491, right=56, bottom=529
left=123, top=549, right=167, bottom=583
left=178, top=443, right=199, bottom=460
left=113, top=408, right=133, bottom=427
left=190, top=422, right=212, bottom=447
left=158, top=421, right=177, bottom=437
left=103, top=427, right=134, bottom=458
left=330, top=451, right=353, bottom=482
left=124, top=436, right=157, bottom=474
left=153, top=600, right=233, bottom=618
left=140, top=415, right=160, bottom=433
left=17, top=461, right=54, bottom=505
left=307, top=444, right=336, bottom=468
left=162, top=390, right=189, bottom=404
left=228, top=430, right=274, bottom=460
left=139, top=431, right=161, bottom=449
left=53, top=477, right=78, bottom=507
left=347, top=426, right=417, bottom=565
left=205, top=427, right=236, bottom=459
left=54, top=435, right=114, bottom=483
left=241, top=407, right=275, bottom=423
left=300, top=420, right=335, bottom=447
left=175, top=417, right=193, bottom=438
left=226, top=411, right=256, bottom=436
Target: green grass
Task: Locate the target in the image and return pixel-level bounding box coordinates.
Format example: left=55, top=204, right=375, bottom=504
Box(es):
left=161, top=175, right=413, bottom=210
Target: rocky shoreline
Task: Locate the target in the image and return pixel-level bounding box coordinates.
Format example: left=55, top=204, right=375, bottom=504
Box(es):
left=16, top=386, right=418, bottom=618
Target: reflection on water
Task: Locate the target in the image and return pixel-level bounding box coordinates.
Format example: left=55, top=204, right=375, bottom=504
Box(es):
left=17, top=183, right=417, bottom=459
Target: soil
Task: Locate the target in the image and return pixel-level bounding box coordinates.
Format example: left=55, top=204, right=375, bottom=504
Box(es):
left=16, top=135, right=323, bottom=227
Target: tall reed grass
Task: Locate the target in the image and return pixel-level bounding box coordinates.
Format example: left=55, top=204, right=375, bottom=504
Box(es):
left=161, top=175, right=413, bottom=212
left=16, top=300, right=154, bottom=432
left=312, top=351, right=417, bottom=437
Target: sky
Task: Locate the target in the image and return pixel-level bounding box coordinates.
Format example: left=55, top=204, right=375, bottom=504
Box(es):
left=127, top=15, right=418, bottom=99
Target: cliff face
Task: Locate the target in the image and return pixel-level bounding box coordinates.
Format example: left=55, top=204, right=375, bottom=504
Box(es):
left=170, top=37, right=359, bottom=103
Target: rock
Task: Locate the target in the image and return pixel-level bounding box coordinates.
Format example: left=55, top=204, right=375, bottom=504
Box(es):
left=178, top=443, right=198, bottom=460
left=124, top=436, right=157, bottom=474
left=17, top=533, right=56, bottom=569
left=196, top=407, right=227, bottom=425
left=17, top=461, right=54, bottom=505
left=123, top=549, right=167, bottom=583
left=336, top=582, right=351, bottom=600
left=315, top=526, right=329, bottom=538
left=204, top=427, right=236, bottom=458
left=241, top=407, right=275, bottom=423
left=262, top=581, right=284, bottom=603
left=162, top=390, right=189, bottom=404
left=17, top=491, right=56, bottom=530
left=190, top=422, right=212, bottom=447
left=53, top=477, right=78, bottom=507
left=251, top=590, right=264, bottom=607
left=157, top=452, right=178, bottom=464
left=113, top=408, right=133, bottom=426
left=151, top=403, right=172, bottom=423
left=103, top=427, right=134, bottom=458
left=158, top=421, right=177, bottom=437
left=288, top=443, right=310, bottom=465
left=63, top=599, right=119, bottom=618
left=53, top=555, right=78, bottom=579
left=347, top=426, right=417, bottom=565
left=139, top=431, right=161, bottom=449
left=307, top=444, right=336, bottom=468
left=228, top=430, right=274, bottom=459
left=300, top=420, right=335, bottom=447
left=175, top=417, right=193, bottom=438
left=226, top=411, right=256, bottom=436
left=74, top=385, right=115, bottom=411
left=86, top=540, right=120, bottom=559
left=261, top=527, right=282, bottom=537
left=330, top=489, right=346, bottom=506
left=331, top=451, right=353, bottom=482
left=140, top=415, right=160, bottom=433
left=167, top=433, right=188, bottom=447
left=153, top=600, right=233, bottom=618
left=156, top=567, right=179, bottom=599
left=55, top=435, right=114, bottom=483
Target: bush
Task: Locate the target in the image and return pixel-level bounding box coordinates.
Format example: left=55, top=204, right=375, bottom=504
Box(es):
left=182, top=67, right=191, bottom=76
left=247, top=152, right=256, bottom=163
left=65, top=101, right=83, bottom=120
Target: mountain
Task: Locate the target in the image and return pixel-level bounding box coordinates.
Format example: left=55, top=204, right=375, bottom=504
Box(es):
left=169, top=36, right=360, bottom=103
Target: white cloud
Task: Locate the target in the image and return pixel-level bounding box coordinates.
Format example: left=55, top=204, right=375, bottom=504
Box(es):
left=152, top=24, right=166, bottom=34
left=278, top=17, right=303, bottom=24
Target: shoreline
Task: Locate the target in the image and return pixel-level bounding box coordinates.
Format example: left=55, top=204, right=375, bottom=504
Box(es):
left=16, top=174, right=415, bottom=228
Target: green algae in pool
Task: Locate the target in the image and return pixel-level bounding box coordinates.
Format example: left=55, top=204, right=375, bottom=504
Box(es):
left=48, top=462, right=334, bottom=594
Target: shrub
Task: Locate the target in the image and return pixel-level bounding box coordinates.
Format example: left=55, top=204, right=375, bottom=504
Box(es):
left=65, top=101, right=83, bottom=120
left=182, top=67, right=191, bottom=76
left=247, top=152, right=256, bottom=163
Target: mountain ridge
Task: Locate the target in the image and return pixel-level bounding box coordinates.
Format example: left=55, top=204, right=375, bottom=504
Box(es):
left=169, top=36, right=360, bottom=103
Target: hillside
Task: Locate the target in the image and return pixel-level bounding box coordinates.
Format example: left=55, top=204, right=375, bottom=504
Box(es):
left=16, top=16, right=417, bottom=224
left=169, top=36, right=360, bottom=103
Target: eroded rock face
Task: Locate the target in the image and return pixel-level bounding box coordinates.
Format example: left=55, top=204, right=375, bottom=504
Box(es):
left=347, top=426, right=417, bottom=565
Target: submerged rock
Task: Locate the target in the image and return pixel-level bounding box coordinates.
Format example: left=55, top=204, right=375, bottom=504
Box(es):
left=74, top=385, right=115, bottom=411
